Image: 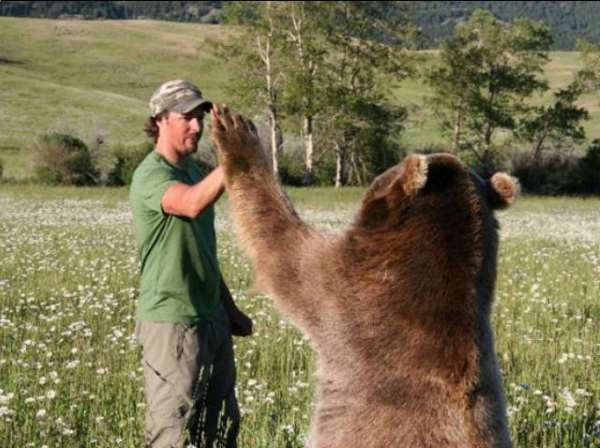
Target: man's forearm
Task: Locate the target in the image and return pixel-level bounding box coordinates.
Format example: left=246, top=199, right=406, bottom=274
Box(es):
left=182, top=166, right=225, bottom=216
left=162, top=166, right=225, bottom=218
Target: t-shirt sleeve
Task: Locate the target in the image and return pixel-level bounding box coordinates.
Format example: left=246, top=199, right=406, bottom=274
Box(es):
left=141, top=165, right=179, bottom=213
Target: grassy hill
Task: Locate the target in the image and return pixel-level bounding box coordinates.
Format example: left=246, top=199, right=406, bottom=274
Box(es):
left=0, top=17, right=598, bottom=178
left=0, top=18, right=234, bottom=177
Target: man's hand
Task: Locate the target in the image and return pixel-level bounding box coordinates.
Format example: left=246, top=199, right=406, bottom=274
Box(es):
left=229, top=308, right=253, bottom=337
left=220, top=275, right=253, bottom=337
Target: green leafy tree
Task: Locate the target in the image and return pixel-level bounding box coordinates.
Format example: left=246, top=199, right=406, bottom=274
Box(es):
left=320, top=1, right=414, bottom=186
left=425, top=39, right=474, bottom=154
left=518, top=81, right=589, bottom=162
left=347, top=100, right=407, bottom=186
left=278, top=1, right=328, bottom=185
left=221, top=1, right=287, bottom=176
left=220, top=1, right=414, bottom=186
left=426, top=9, right=552, bottom=173
left=279, top=1, right=413, bottom=186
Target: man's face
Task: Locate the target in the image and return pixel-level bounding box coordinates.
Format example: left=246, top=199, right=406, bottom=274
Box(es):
left=157, top=107, right=205, bottom=156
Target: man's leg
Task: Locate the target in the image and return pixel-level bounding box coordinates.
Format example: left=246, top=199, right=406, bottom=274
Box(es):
left=136, top=321, right=206, bottom=448
left=202, top=317, right=240, bottom=448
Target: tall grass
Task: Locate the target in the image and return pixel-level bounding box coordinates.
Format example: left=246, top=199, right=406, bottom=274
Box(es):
left=0, top=187, right=598, bottom=447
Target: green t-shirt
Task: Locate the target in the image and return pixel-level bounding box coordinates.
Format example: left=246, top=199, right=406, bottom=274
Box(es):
left=129, top=151, right=222, bottom=324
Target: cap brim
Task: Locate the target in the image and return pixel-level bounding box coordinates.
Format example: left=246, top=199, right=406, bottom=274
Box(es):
left=172, top=97, right=213, bottom=114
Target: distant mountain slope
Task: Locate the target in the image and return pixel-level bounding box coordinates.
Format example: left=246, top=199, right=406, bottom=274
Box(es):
left=0, top=1, right=223, bottom=23
left=1, top=1, right=599, bottom=49
left=407, top=1, right=600, bottom=50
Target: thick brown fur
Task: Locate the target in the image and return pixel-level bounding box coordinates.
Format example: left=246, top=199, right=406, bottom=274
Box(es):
left=210, top=108, right=518, bottom=448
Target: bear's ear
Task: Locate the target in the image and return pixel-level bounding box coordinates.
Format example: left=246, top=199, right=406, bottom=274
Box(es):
left=385, top=154, right=428, bottom=197
left=365, top=154, right=428, bottom=202
left=487, top=173, right=520, bottom=210
left=358, top=155, right=428, bottom=228
left=392, top=154, right=428, bottom=197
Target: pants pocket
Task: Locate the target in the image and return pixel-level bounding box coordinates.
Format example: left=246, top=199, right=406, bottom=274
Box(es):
left=175, top=323, right=200, bottom=362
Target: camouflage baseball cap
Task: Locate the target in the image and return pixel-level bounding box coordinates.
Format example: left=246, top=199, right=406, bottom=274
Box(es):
left=149, top=80, right=213, bottom=117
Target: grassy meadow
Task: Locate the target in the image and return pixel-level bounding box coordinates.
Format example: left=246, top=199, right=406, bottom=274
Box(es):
left=0, top=15, right=599, bottom=448
left=1, top=17, right=599, bottom=179
left=0, top=185, right=599, bottom=447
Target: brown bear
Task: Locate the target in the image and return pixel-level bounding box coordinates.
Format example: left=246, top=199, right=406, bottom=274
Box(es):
left=210, top=107, right=518, bottom=448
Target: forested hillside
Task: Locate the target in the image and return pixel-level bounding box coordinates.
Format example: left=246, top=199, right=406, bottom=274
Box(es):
left=0, top=1, right=223, bottom=23
left=407, top=1, right=600, bottom=50
left=1, top=1, right=599, bottom=49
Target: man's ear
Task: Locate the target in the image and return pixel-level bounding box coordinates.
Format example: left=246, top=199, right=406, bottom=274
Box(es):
left=154, top=112, right=169, bottom=129
left=488, top=173, right=520, bottom=210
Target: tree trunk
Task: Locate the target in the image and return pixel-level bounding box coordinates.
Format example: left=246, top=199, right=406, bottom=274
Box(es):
left=289, top=7, right=317, bottom=186
left=481, top=121, right=494, bottom=175
left=532, top=136, right=546, bottom=163
left=269, top=106, right=280, bottom=176
left=350, top=151, right=362, bottom=186
left=257, top=1, right=282, bottom=177
left=452, top=107, right=463, bottom=153
left=334, top=141, right=345, bottom=188
left=484, top=121, right=493, bottom=153
left=302, top=115, right=314, bottom=185
left=532, top=121, right=549, bottom=163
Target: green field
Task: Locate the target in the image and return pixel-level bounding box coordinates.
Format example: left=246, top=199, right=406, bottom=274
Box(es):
left=0, top=185, right=598, bottom=447
left=0, top=18, right=234, bottom=179
left=1, top=17, right=599, bottom=179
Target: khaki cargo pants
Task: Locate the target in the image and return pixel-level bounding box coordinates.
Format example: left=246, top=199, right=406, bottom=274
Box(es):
left=135, top=312, right=240, bottom=448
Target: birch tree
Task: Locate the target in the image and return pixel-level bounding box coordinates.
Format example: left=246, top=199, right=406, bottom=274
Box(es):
left=321, top=1, right=414, bottom=187
left=221, top=1, right=414, bottom=186
left=221, top=1, right=285, bottom=176
left=279, top=1, right=326, bottom=185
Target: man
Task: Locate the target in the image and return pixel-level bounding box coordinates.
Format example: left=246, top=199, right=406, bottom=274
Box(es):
left=129, top=80, right=252, bottom=448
